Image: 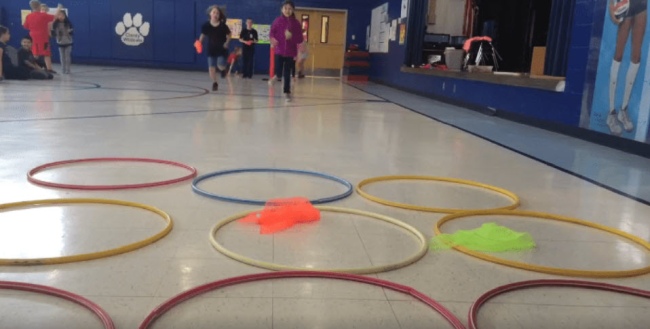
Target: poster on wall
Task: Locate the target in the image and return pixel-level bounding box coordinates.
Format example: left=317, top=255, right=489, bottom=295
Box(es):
left=227, top=18, right=242, bottom=39
left=582, top=0, right=650, bottom=142
left=253, top=24, right=271, bottom=44
left=21, top=10, right=29, bottom=24
left=369, top=3, right=389, bottom=53
left=401, top=0, right=409, bottom=19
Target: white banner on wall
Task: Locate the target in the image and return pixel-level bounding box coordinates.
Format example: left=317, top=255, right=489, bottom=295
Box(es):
left=401, top=0, right=409, bottom=18
left=369, top=3, right=389, bottom=53
left=389, top=19, right=397, bottom=41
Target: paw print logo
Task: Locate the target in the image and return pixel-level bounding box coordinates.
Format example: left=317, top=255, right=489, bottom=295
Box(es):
left=115, top=13, right=150, bottom=46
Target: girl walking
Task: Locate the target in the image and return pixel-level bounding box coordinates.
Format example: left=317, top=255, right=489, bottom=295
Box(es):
left=269, top=0, right=303, bottom=101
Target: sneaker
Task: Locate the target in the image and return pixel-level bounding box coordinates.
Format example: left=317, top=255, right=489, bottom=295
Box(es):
left=268, top=76, right=276, bottom=85
left=617, top=107, right=634, bottom=132
left=606, top=111, right=622, bottom=136
left=284, top=93, right=292, bottom=102
left=220, top=70, right=227, bottom=78
left=212, top=82, right=218, bottom=91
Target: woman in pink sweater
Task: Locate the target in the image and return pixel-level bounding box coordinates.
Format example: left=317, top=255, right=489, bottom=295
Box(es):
left=269, top=0, right=303, bottom=101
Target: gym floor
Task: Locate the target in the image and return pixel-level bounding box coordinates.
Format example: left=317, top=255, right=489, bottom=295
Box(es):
left=0, top=65, right=649, bottom=328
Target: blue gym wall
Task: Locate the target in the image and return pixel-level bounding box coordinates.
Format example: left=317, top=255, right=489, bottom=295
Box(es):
left=0, top=0, right=368, bottom=73
left=365, top=0, right=594, bottom=127
left=1, top=0, right=612, bottom=135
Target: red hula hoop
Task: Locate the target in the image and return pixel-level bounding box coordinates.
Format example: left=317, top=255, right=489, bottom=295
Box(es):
left=468, top=279, right=650, bottom=329
left=139, top=271, right=466, bottom=329
left=0, top=280, right=115, bottom=329
left=27, top=157, right=197, bottom=190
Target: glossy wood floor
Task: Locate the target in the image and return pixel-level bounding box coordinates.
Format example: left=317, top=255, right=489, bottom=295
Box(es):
left=0, top=65, right=649, bottom=328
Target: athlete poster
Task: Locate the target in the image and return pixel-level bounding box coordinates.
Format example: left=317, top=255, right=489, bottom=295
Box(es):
left=226, top=18, right=242, bottom=39
left=582, top=0, right=650, bottom=142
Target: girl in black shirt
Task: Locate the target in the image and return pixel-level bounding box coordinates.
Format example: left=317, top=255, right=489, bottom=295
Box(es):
left=198, top=5, right=231, bottom=91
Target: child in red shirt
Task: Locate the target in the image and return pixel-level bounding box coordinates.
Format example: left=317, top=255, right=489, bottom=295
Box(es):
left=227, top=46, right=242, bottom=76
left=23, top=1, right=60, bottom=73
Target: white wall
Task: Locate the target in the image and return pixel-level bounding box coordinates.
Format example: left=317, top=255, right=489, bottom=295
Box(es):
left=426, top=0, right=465, bottom=36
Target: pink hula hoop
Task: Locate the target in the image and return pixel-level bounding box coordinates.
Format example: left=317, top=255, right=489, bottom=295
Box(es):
left=469, top=279, right=650, bottom=329
left=0, top=280, right=115, bottom=329
left=140, top=271, right=466, bottom=329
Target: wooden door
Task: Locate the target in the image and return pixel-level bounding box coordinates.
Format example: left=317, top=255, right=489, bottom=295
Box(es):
left=294, top=9, right=346, bottom=77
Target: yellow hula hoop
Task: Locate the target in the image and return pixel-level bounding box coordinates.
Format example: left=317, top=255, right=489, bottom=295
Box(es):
left=0, top=198, right=173, bottom=266
left=209, top=206, right=428, bottom=274
left=434, top=209, right=650, bottom=278
left=356, top=175, right=520, bottom=213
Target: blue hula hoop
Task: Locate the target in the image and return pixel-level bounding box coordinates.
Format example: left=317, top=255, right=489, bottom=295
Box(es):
left=191, top=168, right=353, bottom=205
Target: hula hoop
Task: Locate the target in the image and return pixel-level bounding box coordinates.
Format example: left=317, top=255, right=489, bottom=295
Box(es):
left=27, top=157, right=197, bottom=190
left=0, top=280, right=115, bottom=329
left=139, top=271, right=465, bottom=329
left=209, top=206, right=428, bottom=274
left=0, top=198, right=173, bottom=265
left=469, top=279, right=650, bottom=329
left=435, top=209, right=650, bottom=278
left=356, top=175, right=520, bottom=213
left=192, top=168, right=353, bottom=205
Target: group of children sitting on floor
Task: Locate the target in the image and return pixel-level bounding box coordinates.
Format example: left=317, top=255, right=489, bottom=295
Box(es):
left=0, top=27, right=52, bottom=81
left=1, top=1, right=73, bottom=81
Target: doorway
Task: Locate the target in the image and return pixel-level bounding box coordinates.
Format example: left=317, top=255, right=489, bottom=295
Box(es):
left=294, top=8, right=347, bottom=77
